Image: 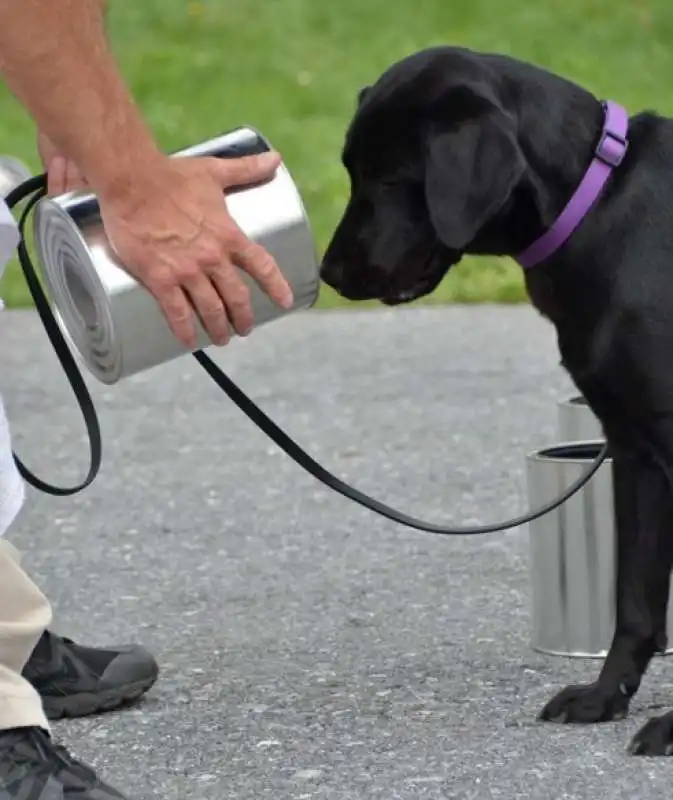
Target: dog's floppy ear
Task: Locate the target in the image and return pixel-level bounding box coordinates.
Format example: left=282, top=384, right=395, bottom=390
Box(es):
left=424, top=101, right=526, bottom=251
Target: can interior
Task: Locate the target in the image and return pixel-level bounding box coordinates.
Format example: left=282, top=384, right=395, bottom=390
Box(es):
left=63, top=254, right=98, bottom=329
left=536, top=442, right=606, bottom=461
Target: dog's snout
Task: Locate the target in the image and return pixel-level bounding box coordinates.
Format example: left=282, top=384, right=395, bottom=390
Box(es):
left=319, top=257, right=344, bottom=290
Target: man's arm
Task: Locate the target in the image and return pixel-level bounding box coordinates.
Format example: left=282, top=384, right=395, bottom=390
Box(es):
left=0, top=0, right=293, bottom=349
left=0, top=0, right=163, bottom=201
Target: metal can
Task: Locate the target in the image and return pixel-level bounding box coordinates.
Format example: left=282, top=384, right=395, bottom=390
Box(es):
left=32, top=127, right=320, bottom=384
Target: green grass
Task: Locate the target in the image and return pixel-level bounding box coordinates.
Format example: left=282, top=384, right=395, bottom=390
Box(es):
left=1, top=0, right=672, bottom=309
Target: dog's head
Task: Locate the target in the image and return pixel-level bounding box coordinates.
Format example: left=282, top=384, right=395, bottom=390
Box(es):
left=320, top=47, right=528, bottom=304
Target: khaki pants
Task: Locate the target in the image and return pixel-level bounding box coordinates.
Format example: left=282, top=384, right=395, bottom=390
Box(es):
left=0, top=196, right=51, bottom=730
left=0, top=396, right=51, bottom=732
left=0, top=197, right=51, bottom=731
left=0, top=539, right=51, bottom=731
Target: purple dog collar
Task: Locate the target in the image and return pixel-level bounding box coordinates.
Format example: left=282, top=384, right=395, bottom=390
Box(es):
left=515, top=100, right=629, bottom=268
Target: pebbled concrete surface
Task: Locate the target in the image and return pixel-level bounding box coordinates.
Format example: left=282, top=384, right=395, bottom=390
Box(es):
left=1, top=304, right=672, bottom=799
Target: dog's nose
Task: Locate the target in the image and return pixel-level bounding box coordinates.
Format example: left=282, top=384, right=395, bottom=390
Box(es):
left=319, top=257, right=344, bottom=289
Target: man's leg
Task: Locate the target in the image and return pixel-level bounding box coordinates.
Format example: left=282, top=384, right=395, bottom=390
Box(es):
left=0, top=538, right=51, bottom=732
left=22, top=586, right=159, bottom=720
left=0, top=394, right=136, bottom=798
left=23, top=627, right=159, bottom=722
left=0, top=384, right=49, bottom=732
left=0, top=528, right=158, bottom=727
left=0, top=161, right=158, bottom=722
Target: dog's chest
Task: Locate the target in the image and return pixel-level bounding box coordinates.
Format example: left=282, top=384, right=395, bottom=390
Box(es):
left=523, top=270, right=565, bottom=325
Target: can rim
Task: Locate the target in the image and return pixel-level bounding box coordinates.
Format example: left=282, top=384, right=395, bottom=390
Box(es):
left=525, top=440, right=609, bottom=463
left=557, top=395, right=590, bottom=407
left=32, top=196, right=122, bottom=384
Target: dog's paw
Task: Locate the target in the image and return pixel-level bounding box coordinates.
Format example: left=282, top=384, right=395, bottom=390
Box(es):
left=629, top=712, right=673, bottom=756
left=539, top=682, right=630, bottom=724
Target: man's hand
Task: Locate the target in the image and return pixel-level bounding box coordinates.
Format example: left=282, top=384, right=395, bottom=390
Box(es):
left=37, top=132, right=87, bottom=196
left=98, top=150, right=294, bottom=349
left=37, top=132, right=294, bottom=348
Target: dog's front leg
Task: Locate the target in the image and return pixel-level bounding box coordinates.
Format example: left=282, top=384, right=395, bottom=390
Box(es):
left=539, top=448, right=673, bottom=724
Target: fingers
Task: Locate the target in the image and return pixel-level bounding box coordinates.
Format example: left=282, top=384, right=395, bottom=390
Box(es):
left=208, top=150, right=281, bottom=189
left=206, top=153, right=293, bottom=307
left=65, top=160, right=87, bottom=192
left=47, top=156, right=67, bottom=196
left=207, top=263, right=253, bottom=336
left=175, top=213, right=293, bottom=342
left=47, top=157, right=87, bottom=197
left=146, top=261, right=253, bottom=349
left=38, top=133, right=87, bottom=195
left=227, top=225, right=294, bottom=309
left=152, top=282, right=199, bottom=350
left=182, top=270, right=233, bottom=346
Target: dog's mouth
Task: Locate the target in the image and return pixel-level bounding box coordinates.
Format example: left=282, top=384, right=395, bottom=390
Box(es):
left=326, top=273, right=435, bottom=305
left=380, top=285, right=430, bottom=305
left=321, top=243, right=459, bottom=305
left=380, top=247, right=460, bottom=305
left=328, top=267, right=442, bottom=306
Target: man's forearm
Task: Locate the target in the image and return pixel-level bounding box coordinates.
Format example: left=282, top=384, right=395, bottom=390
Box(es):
left=0, top=0, right=164, bottom=200
left=98, top=0, right=110, bottom=39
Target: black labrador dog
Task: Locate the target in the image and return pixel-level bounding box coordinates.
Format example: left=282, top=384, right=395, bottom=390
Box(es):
left=320, top=45, right=673, bottom=756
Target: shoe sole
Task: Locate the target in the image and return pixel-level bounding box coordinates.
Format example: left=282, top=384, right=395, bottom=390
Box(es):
left=42, top=672, right=159, bottom=720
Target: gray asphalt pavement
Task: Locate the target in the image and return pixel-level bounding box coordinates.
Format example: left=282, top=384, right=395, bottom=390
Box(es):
left=1, top=304, right=671, bottom=800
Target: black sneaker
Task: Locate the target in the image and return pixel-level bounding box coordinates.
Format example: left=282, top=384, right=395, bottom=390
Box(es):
left=0, top=726, right=129, bottom=798
left=22, top=631, right=159, bottom=720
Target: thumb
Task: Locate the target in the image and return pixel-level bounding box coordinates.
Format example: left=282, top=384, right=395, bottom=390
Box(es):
left=207, top=150, right=282, bottom=189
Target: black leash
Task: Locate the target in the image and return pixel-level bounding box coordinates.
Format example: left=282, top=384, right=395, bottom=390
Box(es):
left=5, top=175, right=609, bottom=534
left=7, top=175, right=102, bottom=496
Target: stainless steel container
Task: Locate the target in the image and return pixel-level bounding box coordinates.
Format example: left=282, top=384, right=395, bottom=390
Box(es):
left=32, top=126, right=320, bottom=385
left=526, top=442, right=673, bottom=658
left=558, top=395, right=604, bottom=442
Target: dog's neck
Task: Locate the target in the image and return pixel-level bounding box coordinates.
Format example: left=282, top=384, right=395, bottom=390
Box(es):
left=475, top=86, right=608, bottom=259
left=515, top=100, right=629, bottom=268
left=464, top=79, right=640, bottom=327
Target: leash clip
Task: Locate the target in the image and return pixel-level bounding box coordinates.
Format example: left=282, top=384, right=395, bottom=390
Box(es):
left=595, top=103, right=629, bottom=167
